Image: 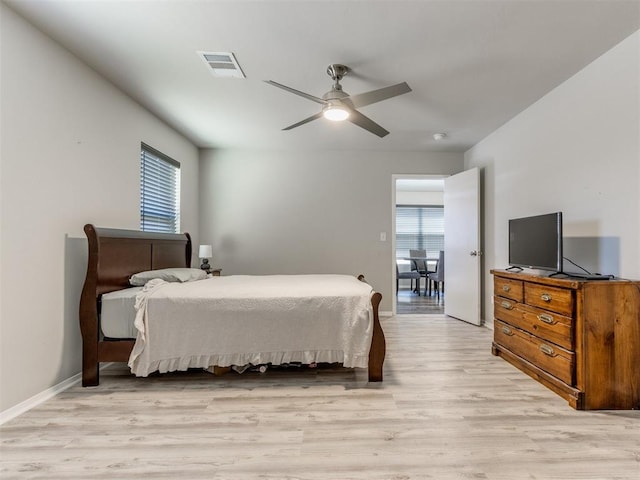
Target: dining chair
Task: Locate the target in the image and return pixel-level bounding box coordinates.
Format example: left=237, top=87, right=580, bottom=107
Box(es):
left=427, top=250, right=445, bottom=298
left=396, top=263, right=421, bottom=295
left=409, top=249, right=428, bottom=292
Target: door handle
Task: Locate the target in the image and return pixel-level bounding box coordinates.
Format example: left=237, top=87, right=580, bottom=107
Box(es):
left=470, top=250, right=483, bottom=256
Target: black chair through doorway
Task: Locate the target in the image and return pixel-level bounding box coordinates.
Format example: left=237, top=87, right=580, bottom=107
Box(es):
left=427, top=250, right=445, bottom=298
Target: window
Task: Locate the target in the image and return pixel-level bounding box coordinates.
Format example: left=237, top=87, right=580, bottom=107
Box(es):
left=395, top=205, right=444, bottom=259
left=140, top=143, right=180, bottom=233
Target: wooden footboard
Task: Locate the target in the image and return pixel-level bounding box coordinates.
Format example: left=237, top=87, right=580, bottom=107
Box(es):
left=80, top=224, right=385, bottom=386
left=368, top=292, right=385, bottom=382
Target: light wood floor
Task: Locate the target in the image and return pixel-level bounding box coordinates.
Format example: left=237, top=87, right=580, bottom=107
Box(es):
left=396, top=288, right=444, bottom=315
left=2, top=316, right=639, bottom=479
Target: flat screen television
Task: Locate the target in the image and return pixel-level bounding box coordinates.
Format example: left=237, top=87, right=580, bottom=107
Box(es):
left=508, top=212, right=563, bottom=272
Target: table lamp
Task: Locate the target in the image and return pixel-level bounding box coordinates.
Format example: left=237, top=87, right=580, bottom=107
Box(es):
left=198, top=244, right=213, bottom=271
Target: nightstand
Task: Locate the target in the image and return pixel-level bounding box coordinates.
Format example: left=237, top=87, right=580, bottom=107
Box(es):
left=208, top=268, right=222, bottom=277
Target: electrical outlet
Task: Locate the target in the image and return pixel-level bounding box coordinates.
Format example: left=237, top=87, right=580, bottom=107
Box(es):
left=380, top=232, right=387, bottom=242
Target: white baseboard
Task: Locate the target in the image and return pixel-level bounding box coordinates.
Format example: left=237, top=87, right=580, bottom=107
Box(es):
left=379, top=310, right=392, bottom=317
left=0, top=372, right=81, bottom=425
left=0, top=363, right=115, bottom=425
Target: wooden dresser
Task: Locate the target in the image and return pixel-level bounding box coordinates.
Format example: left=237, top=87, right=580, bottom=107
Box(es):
left=491, top=269, right=640, bottom=410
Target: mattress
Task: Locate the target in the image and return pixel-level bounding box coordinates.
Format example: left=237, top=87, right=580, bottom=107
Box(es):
left=100, top=287, right=142, bottom=339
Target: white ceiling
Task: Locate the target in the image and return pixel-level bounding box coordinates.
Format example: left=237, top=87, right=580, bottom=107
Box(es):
left=6, top=0, right=639, bottom=153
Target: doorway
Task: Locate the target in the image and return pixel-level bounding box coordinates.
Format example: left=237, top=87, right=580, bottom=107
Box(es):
left=392, top=175, right=446, bottom=315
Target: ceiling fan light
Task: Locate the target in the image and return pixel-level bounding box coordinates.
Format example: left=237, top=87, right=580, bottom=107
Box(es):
left=323, top=106, right=349, bottom=121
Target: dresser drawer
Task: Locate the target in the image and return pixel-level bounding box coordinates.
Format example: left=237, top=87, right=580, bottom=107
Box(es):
left=520, top=304, right=573, bottom=350
left=494, top=295, right=521, bottom=324
left=495, top=300, right=574, bottom=350
left=494, top=277, right=523, bottom=302
left=524, top=283, right=574, bottom=316
left=495, top=320, right=574, bottom=385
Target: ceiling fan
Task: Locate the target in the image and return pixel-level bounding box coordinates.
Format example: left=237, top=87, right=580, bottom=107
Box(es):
left=265, top=64, right=411, bottom=138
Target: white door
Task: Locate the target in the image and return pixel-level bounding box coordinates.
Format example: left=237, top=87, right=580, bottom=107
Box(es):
left=443, top=168, right=481, bottom=325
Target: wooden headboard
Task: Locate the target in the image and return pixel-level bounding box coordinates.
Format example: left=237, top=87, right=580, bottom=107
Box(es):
left=82, top=224, right=192, bottom=295
left=79, top=224, right=192, bottom=386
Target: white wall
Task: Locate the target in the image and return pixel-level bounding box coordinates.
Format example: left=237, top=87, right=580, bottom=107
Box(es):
left=396, top=190, right=444, bottom=205
left=0, top=5, right=199, bottom=413
left=465, top=31, right=640, bottom=327
left=199, top=149, right=464, bottom=311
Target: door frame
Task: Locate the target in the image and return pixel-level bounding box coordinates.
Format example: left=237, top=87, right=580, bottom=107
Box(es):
left=391, top=174, right=448, bottom=316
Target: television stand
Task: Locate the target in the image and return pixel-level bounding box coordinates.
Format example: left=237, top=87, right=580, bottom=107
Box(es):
left=548, top=271, right=613, bottom=281
left=567, top=274, right=613, bottom=280
left=505, top=266, right=523, bottom=272
left=547, top=271, right=566, bottom=278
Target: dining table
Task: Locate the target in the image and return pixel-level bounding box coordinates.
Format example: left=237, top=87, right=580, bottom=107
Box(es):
left=402, top=256, right=439, bottom=295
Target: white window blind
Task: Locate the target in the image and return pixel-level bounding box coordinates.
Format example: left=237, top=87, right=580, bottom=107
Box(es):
left=396, top=205, right=444, bottom=259
left=140, top=143, right=180, bottom=233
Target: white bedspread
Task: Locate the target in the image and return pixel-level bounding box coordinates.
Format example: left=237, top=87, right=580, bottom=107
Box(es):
left=128, top=274, right=374, bottom=377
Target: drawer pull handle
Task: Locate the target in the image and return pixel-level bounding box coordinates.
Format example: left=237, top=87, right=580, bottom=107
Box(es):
left=501, top=326, right=513, bottom=336
left=500, top=301, right=513, bottom=310
left=537, top=313, right=555, bottom=324
left=539, top=344, right=555, bottom=356
left=502, top=285, right=511, bottom=292
left=541, top=293, right=552, bottom=302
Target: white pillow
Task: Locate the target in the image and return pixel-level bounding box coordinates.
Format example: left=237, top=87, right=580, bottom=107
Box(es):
left=129, top=268, right=208, bottom=286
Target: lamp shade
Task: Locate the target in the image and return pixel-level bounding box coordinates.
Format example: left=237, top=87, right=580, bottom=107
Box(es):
left=198, top=244, right=213, bottom=258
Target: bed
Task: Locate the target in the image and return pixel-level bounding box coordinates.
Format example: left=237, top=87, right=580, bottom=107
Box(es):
left=79, top=224, right=385, bottom=386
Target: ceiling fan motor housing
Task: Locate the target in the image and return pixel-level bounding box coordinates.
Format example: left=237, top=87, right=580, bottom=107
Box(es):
left=326, top=64, right=350, bottom=82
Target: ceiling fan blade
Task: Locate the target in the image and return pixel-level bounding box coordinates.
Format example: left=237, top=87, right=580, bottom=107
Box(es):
left=282, top=112, right=323, bottom=131
left=264, top=80, right=327, bottom=105
left=347, top=109, right=389, bottom=138
left=348, top=82, right=412, bottom=108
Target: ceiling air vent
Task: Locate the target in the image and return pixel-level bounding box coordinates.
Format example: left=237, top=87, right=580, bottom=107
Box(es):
left=197, top=51, right=245, bottom=78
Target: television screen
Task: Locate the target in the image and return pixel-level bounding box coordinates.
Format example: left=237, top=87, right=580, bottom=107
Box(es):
left=508, top=212, right=563, bottom=272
